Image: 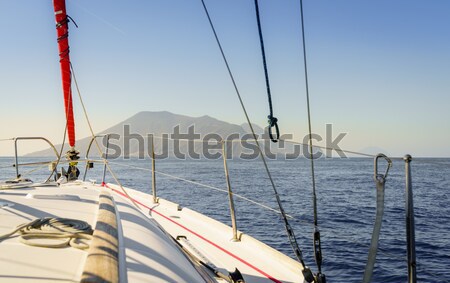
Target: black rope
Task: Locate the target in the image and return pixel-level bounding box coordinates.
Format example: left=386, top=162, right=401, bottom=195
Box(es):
left=55, top=15, right=78, bottom=63
left=57, top=33, right=69, bottom=42
left=200, top=1, right=314, bottom=281
left=56, top=15, right=78, bottom=45
left=56, top=15, right=78, bottom=29
left=59, top=47, right=70, bottom=61
left=253, top=0, right=279, bottom=143
left=67, top=15, right=78, bottom=28
left=56, top=17, right=69, bottom=29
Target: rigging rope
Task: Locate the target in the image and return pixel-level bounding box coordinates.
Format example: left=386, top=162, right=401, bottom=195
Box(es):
left=253, top=0, right=280, bottom=143
left=200, top=1, right=314, bottom=281
left=70, top=63, right=140, bottom=210
left=298, top=0, right=325, bottom=281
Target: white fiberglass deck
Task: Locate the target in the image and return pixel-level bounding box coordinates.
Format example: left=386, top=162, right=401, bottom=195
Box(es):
left=0, top=181, right=305, bottom=283
left=0, top=182, right=205, bottom=282
left=108, top=183, right=305, bottom=283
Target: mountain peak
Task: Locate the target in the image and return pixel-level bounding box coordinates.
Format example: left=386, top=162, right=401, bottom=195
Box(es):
left=28, top=111, right=263, bottom=157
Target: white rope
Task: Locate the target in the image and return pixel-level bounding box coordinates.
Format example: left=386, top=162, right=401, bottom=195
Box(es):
left=0, top=217, right=93, bottom=250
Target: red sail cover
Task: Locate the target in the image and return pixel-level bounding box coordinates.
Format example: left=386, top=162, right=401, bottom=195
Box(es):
left=53, top=0, right=75, bottom=147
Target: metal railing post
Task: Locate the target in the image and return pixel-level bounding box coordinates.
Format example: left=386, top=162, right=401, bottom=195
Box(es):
left=222, top=141, right=239, bottom=241
left=151, top=135, right=157, bottom=203
left=404, top=154, right=417, bottom=283
left=82, top=162, right=90, bottom=182
left=14, top=138, right=19, bottom=178
left=101, top=134, right=111, bottom=185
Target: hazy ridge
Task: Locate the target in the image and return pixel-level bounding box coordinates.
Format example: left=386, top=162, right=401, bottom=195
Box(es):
left=27, top=111, right=293, bottom=158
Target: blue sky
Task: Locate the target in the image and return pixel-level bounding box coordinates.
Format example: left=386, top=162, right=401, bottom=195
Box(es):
left=0, top=0, right=449, bottom=156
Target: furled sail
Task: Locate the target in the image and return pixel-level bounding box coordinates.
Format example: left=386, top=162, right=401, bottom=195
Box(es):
left=53, top=0, right=75, bottom=147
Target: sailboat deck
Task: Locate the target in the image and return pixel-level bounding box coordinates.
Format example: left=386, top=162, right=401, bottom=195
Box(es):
left=0, top=184, right=97, bottom=282
left=0, top=182, right=206, bottom=283
left=0, top=181, right=305, bottom=283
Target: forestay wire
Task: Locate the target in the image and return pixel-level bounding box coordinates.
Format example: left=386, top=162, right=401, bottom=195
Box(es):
left=299, top=0, right=325, bottom=281
left=200, top=0, right=315, bottom=281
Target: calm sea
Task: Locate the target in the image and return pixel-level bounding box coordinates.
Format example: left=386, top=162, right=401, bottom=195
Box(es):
left=1, top=156, right=449, bottom=282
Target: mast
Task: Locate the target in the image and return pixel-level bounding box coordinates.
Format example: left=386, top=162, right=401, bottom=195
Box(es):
left=53, top=0, right=75, bottom=148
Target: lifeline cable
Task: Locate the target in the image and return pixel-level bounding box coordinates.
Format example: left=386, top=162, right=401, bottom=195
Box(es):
left=108, top=160, right=298, bottom=220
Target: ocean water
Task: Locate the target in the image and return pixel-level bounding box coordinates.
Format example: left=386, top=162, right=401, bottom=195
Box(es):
left=1, top=156, right=449, bottom=282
